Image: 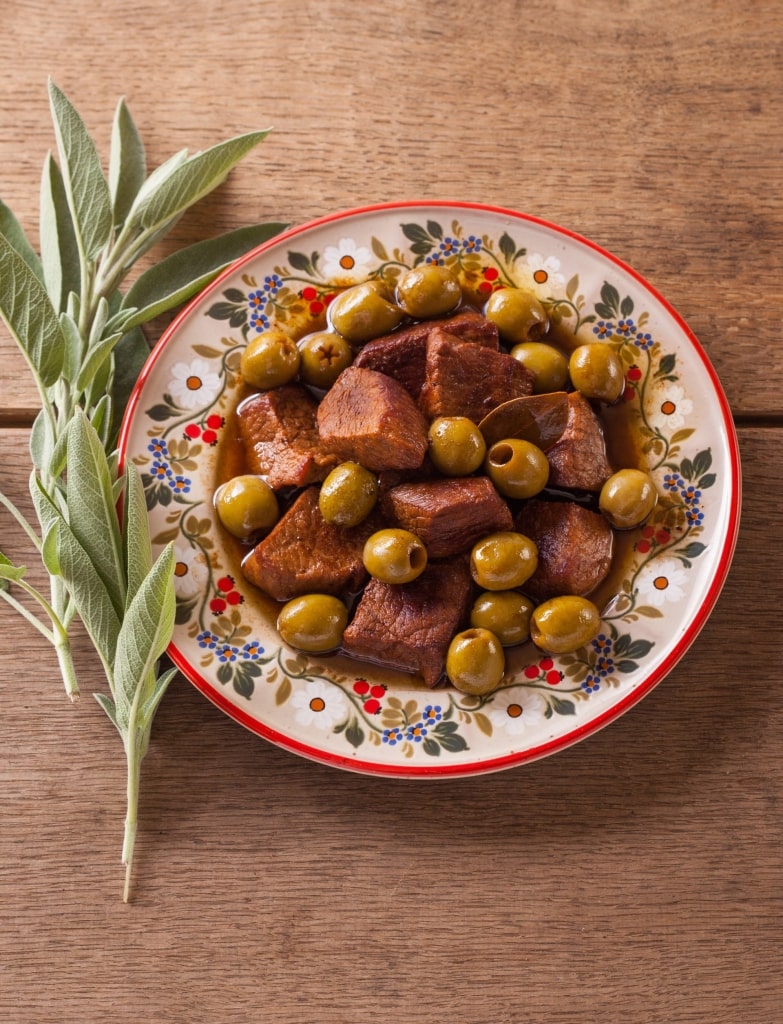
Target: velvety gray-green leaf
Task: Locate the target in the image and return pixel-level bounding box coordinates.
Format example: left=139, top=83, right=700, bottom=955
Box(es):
left=94, top=691, right=123, bottom=738
left=109, top=326, right=151, bottom=445
left=64, top=411, right=126, bottom=616
left=123, top=462, right=152, bottom=606
left=89, top=393, right=113, bottom=449
left=109, top=98, right=146, bottom=225
left=140, top=666, right=178, bottom=727
left=135, top=130, right=270, bottom=232
left=0, top=198, right=44, bottom=281
left=57, top=311, right=84, bottom=383
left=54, top=514, right=122, bottom=672
left=40, top=152, right=80, bottom=314
left=121, top=221, right=287, bottom=329
left=0, top=233, right=65, bottom=387
left=29, top=408, right=55, bottom=472
left=0, top=554, right=27, bottom=583
left=48, top=79, right=113, bottom=260
left=113, top=544, right=175, bottom=721
left=75, top=329, right=123, bottom=394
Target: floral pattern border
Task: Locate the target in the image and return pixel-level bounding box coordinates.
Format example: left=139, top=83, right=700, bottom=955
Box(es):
left=128, top=214, right=716, bottom=764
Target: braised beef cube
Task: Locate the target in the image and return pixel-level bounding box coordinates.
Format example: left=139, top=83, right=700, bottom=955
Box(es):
left=242, top=487, right=377, bottom=601
left=515, top=499, right=613, bottom=599
left=353, top=309, right=498, bottom=399
left=546, top=391, right=613, bottom=492
left=316, top=365, right=428, bottom=471
left=237, top=385, right=339, bottom=490
left=342, top=559, right=473, bottom=687
left=418, top=328, right=534, bottom=422
left=383, top=477, right=513, bottom=558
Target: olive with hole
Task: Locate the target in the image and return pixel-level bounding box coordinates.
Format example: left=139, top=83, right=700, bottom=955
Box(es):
left=240, top=328, right=301, bottom=389
left=277, top=594, right=349, bottom=653
left=428, top=416, right=486, bottom=476
left=470, top=531, right=538, bottom=591
left=446, top=627, right=506, bottom=695
left=298, top=331, right=353, bottom=388
left=484, top=287, right=548, bottom=345
left=510, top=341, right=569, bottom=393
left=328, top=281, right=404, bottom=344
left=469, top=590, right=535, bottom=646
left=599, top=468, right=658, bottom=529
left=318, top=462, right=379, bottom=527
left=214, top=475, right=279, bottom=540
left=568, top=342, right=624, bottom=402
left=396, top=264, right=462, bottom=318
left=363, top=528, right=428, bottom=584
left=485, top=438, right=550, bottom=499
left=530, top=595, right=601, bottom=654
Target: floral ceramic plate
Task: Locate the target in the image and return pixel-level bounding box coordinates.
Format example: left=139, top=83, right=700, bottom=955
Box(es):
left=119, top=201, right=741, bottom=777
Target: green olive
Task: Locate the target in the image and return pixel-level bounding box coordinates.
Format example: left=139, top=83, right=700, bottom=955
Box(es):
left=446, top=627, right=506, bottom=695
left=277, top=594, right=349, bottom=653
left=427, top=416, right=486, bottom=476
left=240, top=328, right=301, bottom=389
left=470, top=531, right=538, bottom=591
left=510, top=341, right=569, bottom=393
left=214, top=475, right=279, bottom=540
left=318, top=462, right=379, bottom=526
left=569, top=343, right=624, bottom=402
left=298, top=331, right=353, bottom=388
left=484, top=438, right=550, bottom=500
left=599, top=469, right=658, bottom=529
left=396, top=264, right=462, bottom=318
left=363, top=528, right=428, bottom=584
left=328, top=282, right=404, bottom=344
left=484, top=287, right=548, bottom=345
left=530, top=595, right=601, bottom=654
left=469, top=590, right=535, bottom=646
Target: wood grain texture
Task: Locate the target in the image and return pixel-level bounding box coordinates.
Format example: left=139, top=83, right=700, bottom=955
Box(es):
left=1, top=1, right=781, bottom=1021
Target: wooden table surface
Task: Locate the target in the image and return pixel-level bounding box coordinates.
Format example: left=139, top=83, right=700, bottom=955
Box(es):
left=1, top=1, right=780, bottom=1021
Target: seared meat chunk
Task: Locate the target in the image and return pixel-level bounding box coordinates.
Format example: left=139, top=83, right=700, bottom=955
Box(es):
left=353, top=308, right=499, bottom=400
left=383, top=477, right=513, bottom=558
left=546, top=392, right=613, bottom=492
left=237, top=385, right=339, bottom=490
left=418, top=328, right=534, bottom=422
left=242, top=487, right=377, bottom=601
left=342, top=559, right=473, bottom=687
left=316, top=366, right=428, bottom=471
left=515, top=499, right=613, bottom=599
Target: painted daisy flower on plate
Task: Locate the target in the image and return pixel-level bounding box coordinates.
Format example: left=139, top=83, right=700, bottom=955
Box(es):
left=168, top=358, right=223, bottom=411
left=321, top=237, right=373, bottom=281
left=636, top=558, right=689, bottom=608
left=487, top=686, right=548, bottom=736
left=291, top=680, right=348, bottom=730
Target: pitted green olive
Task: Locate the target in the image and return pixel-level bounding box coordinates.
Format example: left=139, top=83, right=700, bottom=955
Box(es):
left=427, top=416, right=486, bottom=476
left=599, top=469, right=658, bottom=529
left=484, top=287, right=548, bottom=345
left=215, top=475, right=279, bottom=540
left=240, top=328, right=301, bottom=389
left=277, top=594, right=349, bottom=653
left=569, top=343, right=624, bottom=402
left=469, top=590, right=535, bottom=646
left=298, top=331, right=353, bottom=388
left=510, top=341, right=569, bottom=393
left=530, top=595, right=601, bottom=654
left=396, top=264, right=462, bottom=318
left=470, top=531, right=538, bottom=591
left=484, top=438, right=550, bottom=500
left=446, top=627, right=506, bottom=695
left=328, top=282, right=404, bottom=344
left=319, top=462, right=379, bottom=526
left=363, top=529, right=428, bottom=584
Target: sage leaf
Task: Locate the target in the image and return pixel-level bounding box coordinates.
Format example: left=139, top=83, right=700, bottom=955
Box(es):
left=109, top=98, right=146, bottom=225
left=94, top=692, right=122, bottom=738
left=64, top=412, right=126, bottom=616
left=0, top=553, right=27, bottom=584
left=135, top=130, right=270, bottom=232
left=113, top=543, right=176, bottom=726
left=48, top=79, right=113, bottom=260
left=140, top=666, right=178, bottom=725
left=39, top=151, right=80, bottom=311
left=53, top=514, right=122, bottom=673
left=58, top=311, right=84, bottom=384
left=0, top=232, right=65, bottom=387
left=122, top=462, right=153, bottom=606
left=121, top=221, right=287, bottom=329
left=0, top=198, right=44, bottom=280
left=29, top=408, right=56, bottom=472
left=75, top=329, right=123, bottom=394
left=109, top=326, right=151, bottom=445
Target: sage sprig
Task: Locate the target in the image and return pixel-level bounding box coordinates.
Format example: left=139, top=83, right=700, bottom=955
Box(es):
left=0, top=79, right=285, bottom=899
